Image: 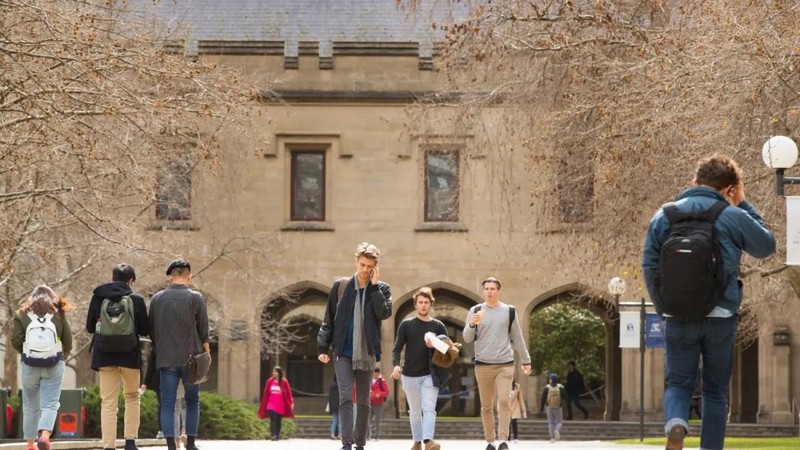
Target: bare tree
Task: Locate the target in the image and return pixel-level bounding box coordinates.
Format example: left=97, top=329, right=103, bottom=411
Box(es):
left=403, top=0, right=800, bottom=334
left=0, top=0, right=276, bottom=389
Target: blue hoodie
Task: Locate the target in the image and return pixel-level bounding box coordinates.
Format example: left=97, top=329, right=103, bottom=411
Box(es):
left=642, top=186, right=775, bottom=315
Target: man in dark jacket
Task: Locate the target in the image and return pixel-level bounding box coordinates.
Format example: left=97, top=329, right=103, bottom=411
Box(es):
left=642, top=155, right=775, bottom=450
left=565, top=361, right=589, bottom=420
left=317, top=242, right=392, bottom=450
left=86, top=263, right=150, bottom=450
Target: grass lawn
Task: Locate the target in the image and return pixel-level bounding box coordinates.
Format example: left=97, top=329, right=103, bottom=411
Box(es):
left=615, top=436, right=800, bottom=449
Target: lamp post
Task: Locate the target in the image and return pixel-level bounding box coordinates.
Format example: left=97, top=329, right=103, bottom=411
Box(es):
left=761, top=135, right=799, bottom=196
left=608, top=277, right=650, bottom=442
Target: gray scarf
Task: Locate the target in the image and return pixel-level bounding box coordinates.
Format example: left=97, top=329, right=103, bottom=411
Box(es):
left=351, top=276, right=375, bottom=371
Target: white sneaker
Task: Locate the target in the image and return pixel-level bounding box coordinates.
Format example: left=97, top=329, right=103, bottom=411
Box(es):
left=513, top=440, right=518, bottom=444
left=550, top=439, right=555, bottom=443
left=554, top=429, right=561, bottom=441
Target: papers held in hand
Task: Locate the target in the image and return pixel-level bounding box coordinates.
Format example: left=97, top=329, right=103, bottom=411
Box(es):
left=424, top=332, right=450, bottom=354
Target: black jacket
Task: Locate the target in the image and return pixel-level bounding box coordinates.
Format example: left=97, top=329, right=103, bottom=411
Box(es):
left=86, top=281, right=150, bottom=370
left=566, top=369, right=585, bottom=396
left=317, top=277, right=392, bottom=360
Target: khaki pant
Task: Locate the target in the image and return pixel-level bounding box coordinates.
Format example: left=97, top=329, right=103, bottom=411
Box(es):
left=475, top=364, right=515, bottom=442
left=99, top=367, right=141, bottom=448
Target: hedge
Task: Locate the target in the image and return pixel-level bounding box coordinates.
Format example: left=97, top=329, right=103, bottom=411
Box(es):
left=7, top=385, right=294, bottom=440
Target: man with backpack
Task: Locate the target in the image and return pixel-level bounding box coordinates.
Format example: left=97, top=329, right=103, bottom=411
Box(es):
left=317, top=242, right=393, bottom=450
left=642, top=155, right=775, bottom=450
left=462, top=277, right=531, bottom=450
left=86, top=263, right=150, bottom=450
left=539, top=373, right=565, bottom=443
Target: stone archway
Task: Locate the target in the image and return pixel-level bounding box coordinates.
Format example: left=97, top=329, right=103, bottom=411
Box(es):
left=392, top=282, right=482, bottom=417
left=258, top=280, right=330, bottom=414
left=527, top=283, right=620, bottom=421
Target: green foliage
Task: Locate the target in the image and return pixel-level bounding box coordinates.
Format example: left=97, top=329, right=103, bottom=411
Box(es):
left=528, top=303, right=605, bottom=386
left=80, top=385, right=272, bottom=439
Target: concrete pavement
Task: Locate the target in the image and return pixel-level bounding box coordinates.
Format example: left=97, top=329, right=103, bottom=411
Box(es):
left=0, top=438, right=675, bottom=450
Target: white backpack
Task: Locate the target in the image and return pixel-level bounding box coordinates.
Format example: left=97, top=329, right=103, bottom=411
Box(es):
left=22, top=312, right=63, bottom=367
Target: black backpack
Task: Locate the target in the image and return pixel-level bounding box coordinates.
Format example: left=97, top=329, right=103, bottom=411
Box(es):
left=658, top=200, right=727, bottom=319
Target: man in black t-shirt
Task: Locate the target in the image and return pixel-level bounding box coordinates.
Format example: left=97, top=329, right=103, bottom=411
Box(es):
left=391, top=287, right=446, bottom=450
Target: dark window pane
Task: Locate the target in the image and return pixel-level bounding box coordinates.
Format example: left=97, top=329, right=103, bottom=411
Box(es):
left=291, top=151, right=325, bottom=221
left=425, top=150, right=459, bottom=222
left=156, top=161, right=192, bottom=221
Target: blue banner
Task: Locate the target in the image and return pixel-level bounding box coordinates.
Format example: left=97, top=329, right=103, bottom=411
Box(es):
left=645, top=313, right=665, bottom=348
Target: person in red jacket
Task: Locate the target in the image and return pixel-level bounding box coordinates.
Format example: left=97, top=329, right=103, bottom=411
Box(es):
left=258, top=366, right=294, bottom=441
left=369, top=367, right=389, bottom=441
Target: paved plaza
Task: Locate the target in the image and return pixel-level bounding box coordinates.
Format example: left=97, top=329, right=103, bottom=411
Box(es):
left=0, top=438, right=675, bottom=450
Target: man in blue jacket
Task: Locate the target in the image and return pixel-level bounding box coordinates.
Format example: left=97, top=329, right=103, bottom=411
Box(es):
left=317, top=242, right=392, bottom=450
left=642, top=155, right=775, bottom=450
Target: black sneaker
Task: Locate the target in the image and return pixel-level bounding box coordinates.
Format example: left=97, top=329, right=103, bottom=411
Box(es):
left=498, top=443, right=509, bottom=450
left=485, top=444, right=496, bottom=450
left=340, top=444, right=352, bottom=450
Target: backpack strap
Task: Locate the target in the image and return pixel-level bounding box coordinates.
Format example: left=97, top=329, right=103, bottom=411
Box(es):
left=333, top=276, right=352, bottom=321
left=473, top=304, right=516, bottom=336
left=663, top=201, right=727, bottom=225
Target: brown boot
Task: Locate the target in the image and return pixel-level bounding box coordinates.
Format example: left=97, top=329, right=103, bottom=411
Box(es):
left=411, top=442, right=422, bottom=450
left=665, top=424, right=686, bottom=450
left=424, top=440, right=440, bottom=450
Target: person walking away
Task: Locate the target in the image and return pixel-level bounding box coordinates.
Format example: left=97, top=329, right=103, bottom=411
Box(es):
left=462, top=277, right=532, bottom=450
left=317, top=242, right=392, bottom=450
left=329, top=375, right=340, bottom=440
left=149, top=259, right=211, bottom=450
left=508, top=380, right=527, bottom=443
left=565, top=361, right=589, bottom=420
left=539, top=374, right=565, bottom=443
left=391, top=287, right=447, bottom=450
left=258, top=366, right=295, bottom=440
left=369, top=367, right=389, bottom=441
left=642, top=154, right=775, bottom=450
left=12, top=285, right=73, bottom=450
left=86, top=263, right=150, bottom=450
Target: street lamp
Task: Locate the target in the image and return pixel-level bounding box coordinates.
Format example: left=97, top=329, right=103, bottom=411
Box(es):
left=608, top=277, right=649, bottom=442
left=607, top=277, right=626, bottom=309
left=761, top=135, right=799, bottom=196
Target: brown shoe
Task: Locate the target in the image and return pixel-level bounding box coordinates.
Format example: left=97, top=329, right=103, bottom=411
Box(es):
left=665, top=424, right=686, bottom=450
left=411, top=442, right=422, bottom=450
left=424, top=441, right=440, bottom=450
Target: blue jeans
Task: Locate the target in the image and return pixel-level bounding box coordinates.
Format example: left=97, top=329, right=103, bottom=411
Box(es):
left=664, top=316, right=737, bottom=450
left=401, top=374, right=439, bottom=442
left=330, top=411, right=340, bottom=436
left=21, top=361, right=65, bottom=439
left=159, top=367, right=200, bottom=438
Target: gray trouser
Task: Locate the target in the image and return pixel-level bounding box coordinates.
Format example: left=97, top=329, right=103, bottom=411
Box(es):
left=369, top=403, right=383, bottom=439
left=335, top=357, right=372, bottom=447
left=546, top=406, right=563, bottom=439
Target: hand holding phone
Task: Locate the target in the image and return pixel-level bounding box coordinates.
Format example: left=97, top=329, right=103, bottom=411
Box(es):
left=370, top=265, right=380, bottom=284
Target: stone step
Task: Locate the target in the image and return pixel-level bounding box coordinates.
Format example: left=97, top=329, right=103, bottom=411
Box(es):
left=293, top=418, right=798, bottom=440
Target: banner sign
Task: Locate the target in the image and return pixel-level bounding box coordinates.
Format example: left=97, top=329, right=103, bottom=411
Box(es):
left=619, top=311, right=640, bottom=348
left=787, top=196, right=800, bottom=265
left=645, top=313, right=665, bottom=348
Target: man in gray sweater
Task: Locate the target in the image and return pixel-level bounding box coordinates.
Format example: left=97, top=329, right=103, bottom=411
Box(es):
left=463, top=277, right=531, bottom=450
left=149, top=259, right=210, bottom=450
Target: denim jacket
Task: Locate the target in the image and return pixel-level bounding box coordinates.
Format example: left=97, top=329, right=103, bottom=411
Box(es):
left=642, top=186, right=775, bottom=315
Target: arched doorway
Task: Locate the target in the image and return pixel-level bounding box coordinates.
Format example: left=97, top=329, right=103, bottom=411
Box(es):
left=392, top=283, right=482, bottom=417
left=528, top=284, right=620, bottom=420
left=259, top=281, right=329, bottom=414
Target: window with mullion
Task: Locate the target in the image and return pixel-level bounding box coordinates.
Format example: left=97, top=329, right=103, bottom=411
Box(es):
left=290, top=150, right=326, bottom=221
left=424, top=148, right=460, bottom=222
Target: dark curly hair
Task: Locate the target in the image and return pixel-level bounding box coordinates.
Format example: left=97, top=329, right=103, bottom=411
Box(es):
left=694, top=155, right=742, bottom=190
